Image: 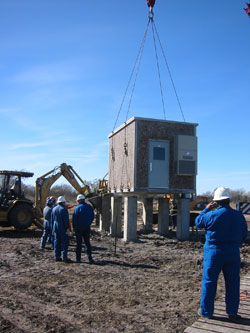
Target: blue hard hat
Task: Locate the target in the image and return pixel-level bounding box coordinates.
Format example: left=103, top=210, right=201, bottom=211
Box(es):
left=46, top=198, right=53, bottom=206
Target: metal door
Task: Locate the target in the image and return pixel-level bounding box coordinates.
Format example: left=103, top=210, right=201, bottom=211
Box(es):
left=148, top=140, right=169, bottom=188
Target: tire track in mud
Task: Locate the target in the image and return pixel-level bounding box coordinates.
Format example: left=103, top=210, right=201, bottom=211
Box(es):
left=1, top=229, right=249, bottom=333
left=0, top=290, right=91, bottom=333
left=0, top=254, right=88, bottom=332
left=0, top=259, right=189, bottom=332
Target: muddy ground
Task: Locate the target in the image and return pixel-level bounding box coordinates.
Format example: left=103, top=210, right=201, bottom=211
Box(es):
left=0, top=222, right=250, bottom=333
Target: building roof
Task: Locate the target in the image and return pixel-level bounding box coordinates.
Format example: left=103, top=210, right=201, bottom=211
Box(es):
left=108, top=116, right=198, bottom=138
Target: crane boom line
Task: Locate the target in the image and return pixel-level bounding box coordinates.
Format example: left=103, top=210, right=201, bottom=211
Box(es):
left=125, top=21, right=149, bottom=123
left=151, top=22, right=166, bottom=120
left=112, top=20, right=150, bottom=132
left=152, top=21, right=186, bottom=122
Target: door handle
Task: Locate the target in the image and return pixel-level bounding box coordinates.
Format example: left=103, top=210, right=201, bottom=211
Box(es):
left=150, top=163, right=152, bottom=172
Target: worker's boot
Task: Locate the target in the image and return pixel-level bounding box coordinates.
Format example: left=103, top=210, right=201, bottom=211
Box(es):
left=88, top=255, right=94, bottom=264
left=63, top=257, right=73, bottom=263
left=228, top=314, right=242, bottom=322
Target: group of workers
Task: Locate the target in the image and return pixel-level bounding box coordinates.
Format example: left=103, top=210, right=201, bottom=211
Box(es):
left=40, top=193, right=95, bottom=264
left=39, top=186, right=248, bottom=322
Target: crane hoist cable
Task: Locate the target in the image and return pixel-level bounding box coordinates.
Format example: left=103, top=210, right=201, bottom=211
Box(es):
left=112, top=0, right=186, bottom=133
left=151, top=20, right=166, bottom=120
left=112, top=19, right=150, bottom=133
left=110, top=1, right=186, bottom=191
left=151, top=20, right=186, bottom=122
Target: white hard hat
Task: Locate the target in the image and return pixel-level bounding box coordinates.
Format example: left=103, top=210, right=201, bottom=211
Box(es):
left=77, top=194, right=85, bottom=201
left=213, top=187, right=231, bottom=201
left=57, top=196, right=66, bottom=203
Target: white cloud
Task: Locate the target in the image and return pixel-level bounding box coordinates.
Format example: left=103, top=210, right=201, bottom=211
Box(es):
left=11, top=61, right=79, bottom=84
left=9, top=141, right=50, bottom=150
left=0, top=106, right=49, bottom=132
left=197, top=170, right=250, bottom=194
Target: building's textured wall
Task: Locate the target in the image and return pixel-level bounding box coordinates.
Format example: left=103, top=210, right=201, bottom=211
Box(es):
left=108, top=121, right=136, bottom=191
left=136, top=119, right=196, bottom=191
left=109, top=117, right=197, bottom=193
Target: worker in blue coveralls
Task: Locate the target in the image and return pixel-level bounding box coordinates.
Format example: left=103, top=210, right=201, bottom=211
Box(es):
left=72, top=194, right=95, bottom=264
left=48, top=196, right=56, bottom=246
left=40, top=197, right=54, bottom=249
left=195, top=187, right=248, bottom=321
left=51, top=196, right=72, bottom=263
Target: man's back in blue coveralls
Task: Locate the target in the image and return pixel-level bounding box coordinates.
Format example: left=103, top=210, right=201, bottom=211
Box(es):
left=51, top=203, right=69, bottom=260
left=195, top=205, right=248, bottom=318
left=72, top=201, right=94, bottom=263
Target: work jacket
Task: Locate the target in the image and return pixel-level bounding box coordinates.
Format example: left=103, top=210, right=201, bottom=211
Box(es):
left=72, top=202, right=94, bottom=230
left=51, top=203, right=69, bottom=233
left=195, top=205, right=248, bottom=248
left=43, top=205, right=53, bottom=229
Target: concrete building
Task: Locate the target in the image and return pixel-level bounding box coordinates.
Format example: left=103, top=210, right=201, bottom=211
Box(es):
left=100, top=117, right=198, bottom=241
left=108, top=117, right=198, bottom=195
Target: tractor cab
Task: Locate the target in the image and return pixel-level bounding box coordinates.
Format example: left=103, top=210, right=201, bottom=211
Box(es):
left=0, top=170, right=34, bottom=229
left=0, top=171, right=33, bottom=208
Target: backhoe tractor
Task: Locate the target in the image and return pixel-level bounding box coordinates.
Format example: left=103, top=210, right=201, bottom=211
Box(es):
left=0, top=163, right=103, bottom=231
left=34, top=163, right=93, bottom=227
left=0, top=170, right=34, bottom=230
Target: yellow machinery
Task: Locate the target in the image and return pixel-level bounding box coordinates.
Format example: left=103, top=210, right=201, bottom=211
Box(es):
left=34, top=163, right=91, bottom=227
left=0, top=170, right=35, bottom=230
left=0, top=163, right=92, bottom=230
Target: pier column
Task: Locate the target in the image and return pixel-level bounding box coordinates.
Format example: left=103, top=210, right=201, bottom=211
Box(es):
left=110, top=196, right=122, bottom=237
left=158, top=198, right=169, bottom=236
left=99, top=194, right=111, bottom=232
left=123, top=196, right=137, bottom=242
left=142, top=198, right=153, bottom=232
left=176, top=198, right=190, bottom=241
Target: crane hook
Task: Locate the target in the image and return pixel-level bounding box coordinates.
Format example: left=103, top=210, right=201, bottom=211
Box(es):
left=147, top=0, right=155, bottom=20
left=147, top=0, right=156, bottom=12
left=244, top=1, right=250, bottom=18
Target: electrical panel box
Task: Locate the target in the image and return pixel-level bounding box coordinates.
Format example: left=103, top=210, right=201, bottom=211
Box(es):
left=175, top=135, right=197, bottom=175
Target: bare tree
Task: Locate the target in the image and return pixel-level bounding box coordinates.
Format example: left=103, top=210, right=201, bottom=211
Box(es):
left=23, top=180, right=101, bottom=203
left=199, top=188, right=250, bottom=203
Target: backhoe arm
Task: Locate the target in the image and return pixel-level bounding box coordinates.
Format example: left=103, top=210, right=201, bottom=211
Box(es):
left=34, top=167, right=62, bottom=218
left=60, top=163, right=91, bottom=197
left=34, top=163, right=92, bottom=221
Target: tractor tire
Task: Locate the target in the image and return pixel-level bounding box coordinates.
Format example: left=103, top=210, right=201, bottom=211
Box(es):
left=9, top=203, right=34, bottom=230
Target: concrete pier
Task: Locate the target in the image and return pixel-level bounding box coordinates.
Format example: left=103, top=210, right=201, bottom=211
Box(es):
left=176, top=198, right=190, bottom=241
left=158, top=198, right=170, bottom=236
left=142, top=198, right=153, bottom=232
left=110, top=196, right=122, bottom=237
left=99, top=194, right=111, bottom=232
left=123, top=196, right=137, bottom=242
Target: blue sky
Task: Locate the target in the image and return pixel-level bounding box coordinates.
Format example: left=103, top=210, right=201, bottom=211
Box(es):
left=1, top=0, right=250, bottom=194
